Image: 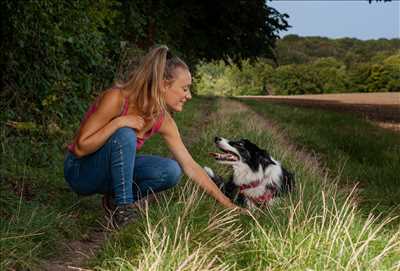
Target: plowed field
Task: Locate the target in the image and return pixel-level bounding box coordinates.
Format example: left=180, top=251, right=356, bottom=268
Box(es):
left=239, top=92, right=400, bottom=124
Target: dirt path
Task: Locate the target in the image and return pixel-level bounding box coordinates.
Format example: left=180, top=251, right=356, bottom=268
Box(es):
left=42, top=230, right=106, bottom=271
left=239, top=93, right=400, bottom=130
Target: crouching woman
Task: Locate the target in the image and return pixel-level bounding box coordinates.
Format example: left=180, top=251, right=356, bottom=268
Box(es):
left=64, top=45, right=239, bottom=228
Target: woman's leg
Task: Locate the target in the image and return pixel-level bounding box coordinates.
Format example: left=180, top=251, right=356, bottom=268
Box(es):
left=64, top=127, right=137, bottom=205
left=132, top=155, right=182, bottom=201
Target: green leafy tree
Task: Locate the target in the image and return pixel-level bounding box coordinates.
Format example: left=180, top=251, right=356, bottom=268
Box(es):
left=381, top=54, right=400, bottom=91
left=271, top=64, right=323, bottom=95
left=312, top=58, right=348, bottom=93
left=1, top=0, right=119, bottom=123
left=116, top=0, right=290, bottom=64
left=366, top=64, right=390, bottom=92
left=348, top=63, right=372, bottom=92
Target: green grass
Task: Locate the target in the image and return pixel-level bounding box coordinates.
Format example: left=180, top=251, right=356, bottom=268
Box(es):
left=90, top=97, right=400, bottom=270
left=1, top=96, right=399, bottom=270
left=0, top=123, right=103, bottom=269
left=239, top=99, right=400, bottom=217
left=0, top=96, right=217, bottom=270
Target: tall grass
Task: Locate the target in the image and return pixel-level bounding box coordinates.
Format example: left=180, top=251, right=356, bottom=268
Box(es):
left=91, top=98, right=400, bottom=270
left=239, top=99, right=400, bottom=217
left=0, top=96, right=218, bottom=270
left=97, top=182, right=243, bottom=271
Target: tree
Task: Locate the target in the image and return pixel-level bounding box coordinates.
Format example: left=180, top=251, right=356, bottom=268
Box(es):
left=116, top=0, right=290, bottom=64
left=1, top=0, right=119, bottom=122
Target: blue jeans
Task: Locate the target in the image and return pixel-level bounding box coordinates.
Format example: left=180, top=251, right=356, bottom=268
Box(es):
left=64, top=127, right=182, bottom=205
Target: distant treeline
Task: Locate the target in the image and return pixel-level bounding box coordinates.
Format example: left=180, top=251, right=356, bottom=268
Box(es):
left=276, top=35, right=400, bottom=66
left=195, top=35, right=400, bottom=96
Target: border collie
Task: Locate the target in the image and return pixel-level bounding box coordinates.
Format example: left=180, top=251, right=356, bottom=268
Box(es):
left=204, top=137, right=294, bottom=209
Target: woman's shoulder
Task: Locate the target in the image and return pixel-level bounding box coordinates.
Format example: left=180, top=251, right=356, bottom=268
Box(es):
left=96, top=87, right=125, bottom=114
left=158, top=111, right=177, bottom=132
left=100, top=86, right=125, bottom=102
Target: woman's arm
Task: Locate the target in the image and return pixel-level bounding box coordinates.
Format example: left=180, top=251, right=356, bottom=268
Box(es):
left=74, top=89, right=144, bottom=157
left=159, top=113, right=237, bottom=209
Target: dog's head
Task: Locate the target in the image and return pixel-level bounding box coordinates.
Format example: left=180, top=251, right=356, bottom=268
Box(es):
left=209, top=137, right=276, bottom=172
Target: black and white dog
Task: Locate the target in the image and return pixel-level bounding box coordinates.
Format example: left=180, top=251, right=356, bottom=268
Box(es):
left=204, top=137, right=294, bottom=209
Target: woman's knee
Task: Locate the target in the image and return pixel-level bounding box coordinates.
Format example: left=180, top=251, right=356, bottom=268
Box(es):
left=164, top=159, right=182, bottom=187
left=111, top=127, right=137, bottom=148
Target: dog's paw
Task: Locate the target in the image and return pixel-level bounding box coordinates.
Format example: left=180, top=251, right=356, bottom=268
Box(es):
left=203, top=166, right=215, bottom=178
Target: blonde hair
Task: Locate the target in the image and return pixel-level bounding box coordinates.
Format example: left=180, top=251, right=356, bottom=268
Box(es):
left=117, top=45, right=189, bottom=120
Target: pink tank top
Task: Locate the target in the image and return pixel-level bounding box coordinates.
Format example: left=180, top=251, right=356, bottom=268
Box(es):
left=67, top=96, right=164, bottom=154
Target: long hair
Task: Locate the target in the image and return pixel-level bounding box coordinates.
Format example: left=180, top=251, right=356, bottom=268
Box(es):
left=116, top=45, right=188, bottom=120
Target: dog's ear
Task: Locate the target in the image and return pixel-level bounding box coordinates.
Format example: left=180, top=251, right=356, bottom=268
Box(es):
left=261, top=155, right=275, bottom=166
left=242, top=138, right=251, bottom=144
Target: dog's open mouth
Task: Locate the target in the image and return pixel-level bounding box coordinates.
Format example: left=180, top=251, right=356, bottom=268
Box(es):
left=209, top=150, right=239, bottom=162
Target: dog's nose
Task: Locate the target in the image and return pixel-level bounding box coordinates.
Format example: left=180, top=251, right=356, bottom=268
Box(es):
left=214, top=137, right=221, bottom=143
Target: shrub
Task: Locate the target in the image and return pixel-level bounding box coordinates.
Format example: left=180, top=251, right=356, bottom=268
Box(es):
left=194, top=59, right=274, bottom=96
left=1, top=0, right=120, bottom=124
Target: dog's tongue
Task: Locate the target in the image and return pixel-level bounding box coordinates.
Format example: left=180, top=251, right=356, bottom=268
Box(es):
left=209, top=152, right=221, bottom=158
left=209, top=152, right=238, bottom=161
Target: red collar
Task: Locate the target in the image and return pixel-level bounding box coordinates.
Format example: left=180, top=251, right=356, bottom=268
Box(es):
left=239, top=180, right=277, bottom=203
left=252, top=189, right=275, bottom=203
left=239, top=180, right=262, bottom=191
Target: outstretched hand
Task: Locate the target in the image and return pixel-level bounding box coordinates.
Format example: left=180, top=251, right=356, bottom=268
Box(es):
left=231, top=206, right=251, bottom=216
left=240, top=207, right=251, bottom=216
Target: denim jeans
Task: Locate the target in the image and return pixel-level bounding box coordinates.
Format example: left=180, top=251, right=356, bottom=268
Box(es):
left=64, top=127, right=182, bottom=205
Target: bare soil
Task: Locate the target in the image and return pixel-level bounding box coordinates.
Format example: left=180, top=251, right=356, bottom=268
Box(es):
left=239, top=93, right=400, bottom=128
left=42, top=230, right=106, bottom=271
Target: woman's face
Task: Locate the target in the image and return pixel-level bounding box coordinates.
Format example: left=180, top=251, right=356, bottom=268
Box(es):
left=164, top=68, right=192, bottom=112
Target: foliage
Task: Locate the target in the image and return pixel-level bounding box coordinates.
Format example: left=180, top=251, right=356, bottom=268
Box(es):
left=349, top=55, right=400, bottom=92
left=275, top=35, right=400, bottom=66
left=382, top=54, right=400, bottom=91
left=194, top=36, right=400, bottom=95
left=117, top=0, right=290, bottom=64
left=1, top=0, right=121, bottom=125
left=1, top=0, right=290, bottom=126
left=194, top=59, right=274, bottom=96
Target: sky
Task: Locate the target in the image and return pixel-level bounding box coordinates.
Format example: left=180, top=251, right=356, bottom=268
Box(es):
left=267, top=0, right=400, bottom=40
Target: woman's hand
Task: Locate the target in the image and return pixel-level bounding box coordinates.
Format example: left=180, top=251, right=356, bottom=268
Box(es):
left=219, top=200, right=250, bottom=216
left=230, top=205, right=251, bottom=216
left=238, top=207, right=251, bottom=216
left=116, top=114, right=145, bottom=131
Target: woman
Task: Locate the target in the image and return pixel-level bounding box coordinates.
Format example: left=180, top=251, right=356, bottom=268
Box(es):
left=64, top=45, right=239, bottom=228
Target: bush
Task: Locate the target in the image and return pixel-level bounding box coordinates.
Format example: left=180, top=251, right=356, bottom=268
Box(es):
left=194, top=52, right=399, bottom=96
left=1, top=0, right=120, bottom=125
left=348, top=54, right=400, bottom=92
left=271, top=64, right=323, bottom=95
left=312, top=58, right=348, bottom=93
left=194, top=59, right=274, bottom=96
left=383, top=54, right=400, bottom=91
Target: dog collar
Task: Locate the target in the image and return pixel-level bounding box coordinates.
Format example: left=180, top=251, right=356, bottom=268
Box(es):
left=239, top=181, right=277, bottom=203
left=252, top=188, right=276, bottom=203
left=239, top=180, right=262, bottom=191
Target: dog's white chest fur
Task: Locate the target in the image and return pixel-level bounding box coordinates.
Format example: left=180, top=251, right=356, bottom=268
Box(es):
left=233, top=160, right=282, bottom=199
